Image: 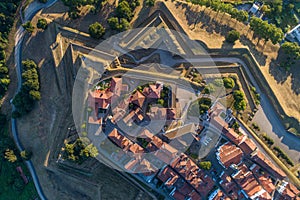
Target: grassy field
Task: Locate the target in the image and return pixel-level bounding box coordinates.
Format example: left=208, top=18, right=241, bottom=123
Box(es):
left=0, top=123, right=38, bottom=200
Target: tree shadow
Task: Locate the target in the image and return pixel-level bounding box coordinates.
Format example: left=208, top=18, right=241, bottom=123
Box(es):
left=269, top=47, right=300, bottom=95
left=221, top=40, right=234, bottom=49
left=239, top=35, right=267, bottom=66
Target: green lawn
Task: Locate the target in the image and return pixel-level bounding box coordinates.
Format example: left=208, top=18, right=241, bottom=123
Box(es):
left=0, top=123, right=38, bottom=200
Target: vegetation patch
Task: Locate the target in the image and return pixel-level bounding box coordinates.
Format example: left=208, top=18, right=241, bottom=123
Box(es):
left=0, top=114, right=37, bottom=199
left=62, top=138, right=98, bottom=164
left=273, top=146, right=294, bottom=167
left=199, top=161, right=212, bottom=170
left=188, top=97, right=212, bottom=117
left=12, top=60, right=41, bottom=118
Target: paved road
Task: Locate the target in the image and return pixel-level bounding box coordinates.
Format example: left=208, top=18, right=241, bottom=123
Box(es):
left=12, top=1, right=58, bottom=200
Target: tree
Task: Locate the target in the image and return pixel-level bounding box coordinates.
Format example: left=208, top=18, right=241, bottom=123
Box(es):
left=29, top=90, right=41, bottom=100
left=4, top=149, right=17, bottom=163
left=145, top=0, right=155, bottom=7
left=236, top=10, right=248, bottom=23
left=38, top=0, right=48, bottom=3
left=116, top=1, right=133, bottom=21
left=281, top=42, right=300, bottom=60
left=199, top=161, right=211, bottom=170
left=37, top=18, right=48, bottom=30
left=22, top=21, right=34, bottom=33
left=226, top=30, right=240, bottom=43
left=232, top=121, right=240, bottom=133
left=233, top=90, right=246, bottom=111
left=62, top=138, right=98, bottom=163
left=0, top=50, right=5, bottom=60
left=108, top=17, right=130, bottom=32
left=223, top=77, right=235, bottom=89
left=204, top=83, right=215, bottom=94
left=88, top=22, right=105, bottom=39
left=20, top=150, right=32, bottom=160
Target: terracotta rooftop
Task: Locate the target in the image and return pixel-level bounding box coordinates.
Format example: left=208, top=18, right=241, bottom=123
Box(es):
left=277, top=181, right=300, bottom=200
left=142, top=82, right=162, bottom=99
left=258, top=175, right=275, bottom=194
left=219, top=172, right=239, bottom=199
left=131, top=90, right=145, bottom=107
left=89, top=89, right=113, bottom=109
left=123, top=108, right=145, bottom=124
left=170, top=154, right=214, bottom=197
left=208, top=189, right=228, bottom=200
left=128, top=143, right=144, bottom=154
left=171, top=190, right=185, bottom=200
left=110, top=77, right=123, bottom=96
left=251, top=151, right=286, bottom=179
left=239, top=138, right=257, bottom=155
left=108, top=128, right=132, bottom=149
left=233, top=164, right=268, bottom=199
left=216, top=142, right=243, bottom=168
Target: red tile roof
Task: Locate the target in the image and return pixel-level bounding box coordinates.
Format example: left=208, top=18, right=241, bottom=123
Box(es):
left=108, top=128, right=132, bottom=149
left=131, top=90, right=145, bottom=107
left=251, top=151, right=286, bottom=179
left=233, top=164, right=265, bottom=199
left=157, top=166, right=178, bottom=184
left=217, top=142, right=243, bottom=168
left=239, top=138, right=257, bottom=155
left=259, top=175, right=275, bottom=194
left=142, top=83, right=162, bottom=99
left=128, top=143, right=144, bottom=154
left=171, top=190, right=185, bottom=200
left=219, top=173, right=239, bottom=199
left=110, top=77, right=123, bottom=96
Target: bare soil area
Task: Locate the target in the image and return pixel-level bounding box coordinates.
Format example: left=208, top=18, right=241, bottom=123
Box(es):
left=17, top=10, right=153, bottom=199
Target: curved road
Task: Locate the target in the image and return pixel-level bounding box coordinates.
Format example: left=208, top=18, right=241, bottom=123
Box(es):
left=12, top=1, right=57, bottom=200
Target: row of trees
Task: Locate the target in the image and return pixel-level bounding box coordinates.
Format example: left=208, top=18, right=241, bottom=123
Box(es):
left=0, top=60, right=10, bottom=98
left=12, top=60, right=41, bottom=118
left=191, top=0, right=249, bottom=23
left=190, top=0, right=285, bottom=45
left=250, top=17, right=284, bottom=45
left=0, top=1, right=23, bottom=99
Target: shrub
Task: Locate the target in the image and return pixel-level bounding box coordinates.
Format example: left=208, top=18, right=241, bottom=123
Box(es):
left=213, top=78, right=223, bottom=87
left=252, top=122, right=260, bottom=131
left=204, top=83, right=215, bottom=94
left=88, top=22, right=105, bottom=39
left=199, top=161, right=212, bottom=170
left=226, top=30, right=240, bottom=43
left=223, top=77, right=235, bottom=89
left=108, top=17, right=130, bottom=31
left=22, top=21, right=34, bottom=33
left=37, top=18, right=48, bottom=30
left=145, top=0, right=155, bottom=6
left=261, top=133, right=274, bottom=146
